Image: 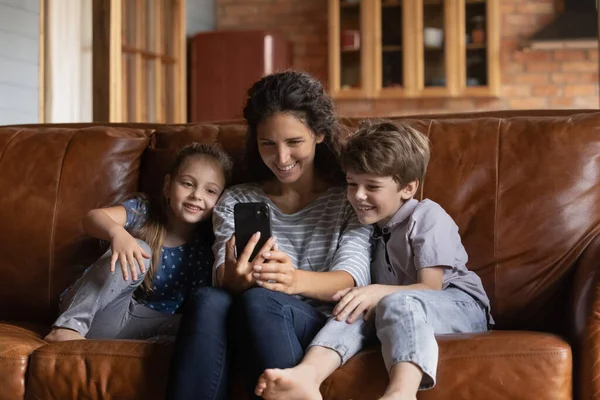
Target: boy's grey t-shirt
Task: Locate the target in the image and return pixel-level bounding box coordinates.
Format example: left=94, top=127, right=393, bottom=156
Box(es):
left=371, top=198, right=493, bottom=324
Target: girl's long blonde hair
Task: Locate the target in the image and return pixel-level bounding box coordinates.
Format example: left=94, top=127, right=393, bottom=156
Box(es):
left=131, top=143, right=233, bottom=292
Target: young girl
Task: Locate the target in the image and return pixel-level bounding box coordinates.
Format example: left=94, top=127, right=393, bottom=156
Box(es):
left=44, top=143, right=233, bottom=342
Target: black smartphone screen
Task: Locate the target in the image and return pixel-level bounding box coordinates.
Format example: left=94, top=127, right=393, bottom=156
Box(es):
left=234, top=202, right=273, bottom=261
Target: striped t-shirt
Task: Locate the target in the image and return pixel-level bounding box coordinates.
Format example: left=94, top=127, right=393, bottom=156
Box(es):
left=212, top=183, right=372, bottom=312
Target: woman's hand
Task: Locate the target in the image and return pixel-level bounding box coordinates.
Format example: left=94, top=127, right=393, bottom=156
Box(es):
left=252, top=250, right=299, bottom=295
left=109, top=227, right=150, bottom=281
left=332, top=285, right=392, bottom=323
left=221, top=232, right=276, bottom=293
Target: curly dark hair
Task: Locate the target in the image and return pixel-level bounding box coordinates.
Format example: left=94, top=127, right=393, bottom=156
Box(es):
left=242, top=71, right=345, bottom=185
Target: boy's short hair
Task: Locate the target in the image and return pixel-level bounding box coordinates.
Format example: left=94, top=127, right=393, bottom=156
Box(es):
left=341, top=120, right=430, bottom=186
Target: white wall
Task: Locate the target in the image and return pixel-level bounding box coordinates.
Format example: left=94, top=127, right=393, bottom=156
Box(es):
left=0, top=0, right=212, bottom=125
left=187, top=0, right=215, bottom=36
left=0, top=0, right=39, bottom=125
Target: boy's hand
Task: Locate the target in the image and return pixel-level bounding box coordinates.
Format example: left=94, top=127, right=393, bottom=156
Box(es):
left=332, top=285, right=392, bottom=323
left=109, top=229, right=150, bottom=281
left=252, top=250, right=299, bottom=295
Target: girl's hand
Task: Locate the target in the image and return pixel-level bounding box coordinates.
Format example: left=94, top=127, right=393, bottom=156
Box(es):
left=222, top=233, right=276, bottom=292
left=252, top=251, right=299, bottom=295
left=332, top=285, right=390, bottom=323
left=109, top=228, right=150, bottom=281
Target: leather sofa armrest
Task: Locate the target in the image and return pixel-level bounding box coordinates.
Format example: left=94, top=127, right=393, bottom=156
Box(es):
left=572, top=232, right=600, bottom=399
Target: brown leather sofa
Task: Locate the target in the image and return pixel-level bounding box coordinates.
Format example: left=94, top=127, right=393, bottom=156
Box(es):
left=1, top=109, right=599, bottom=400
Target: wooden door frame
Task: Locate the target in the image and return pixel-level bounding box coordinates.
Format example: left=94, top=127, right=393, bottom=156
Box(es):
left=38, top=0, right=46, bottom=123
left=92, top=0, right=122, bottom=122
left=39, top=0, right=187, bottom=123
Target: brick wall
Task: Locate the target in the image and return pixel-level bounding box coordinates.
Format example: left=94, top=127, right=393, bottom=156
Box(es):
left=217, top=0, right=599, bottom=117
left=217, top=0, right=328, bottom=83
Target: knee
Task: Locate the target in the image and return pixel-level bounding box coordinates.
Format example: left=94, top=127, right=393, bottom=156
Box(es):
left=186, top=286, right=233, bottom=316
left=239, top=287, right=278, bottom=308
left=136, top=239, right=152, bottom=255
left=376, top=292, right=420, bottom=322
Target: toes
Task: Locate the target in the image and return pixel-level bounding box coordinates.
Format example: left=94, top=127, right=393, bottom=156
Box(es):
left=255, top=379, right=267, bottom=395
left=264, top=368, right=281, bottom=381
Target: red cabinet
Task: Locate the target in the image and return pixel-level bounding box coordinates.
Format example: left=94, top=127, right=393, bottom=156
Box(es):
left=188, top=31, right=292, bottom=122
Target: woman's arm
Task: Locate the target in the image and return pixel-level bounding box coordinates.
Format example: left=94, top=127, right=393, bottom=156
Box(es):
left=211, top=192, right=235, bottom=287
left=212, top=188, right=274, bottom=291
left=254, top=202, right=373, bottom=301
left=327, top=204, right=373, bottom=286
left=294, top=270, right=355, bottom=301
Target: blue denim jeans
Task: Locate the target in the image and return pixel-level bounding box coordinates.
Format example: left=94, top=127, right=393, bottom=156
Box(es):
left=234, top=288, right=328, bottom=398
left=165, top=287, right=327, bottom=400
left=310, top=287, right=489, bottom=390
left=165, top=286, right=233, bottom=400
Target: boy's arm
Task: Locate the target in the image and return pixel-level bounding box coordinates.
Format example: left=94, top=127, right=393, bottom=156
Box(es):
left=332, top=266, right=445, bottom=322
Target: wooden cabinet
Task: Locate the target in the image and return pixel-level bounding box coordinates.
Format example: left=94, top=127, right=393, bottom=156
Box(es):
left=328, top=0, right=499, bottom=99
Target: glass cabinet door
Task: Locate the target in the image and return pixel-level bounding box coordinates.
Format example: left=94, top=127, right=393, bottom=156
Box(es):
left=330, top=0, right=372, bottom=98
left=417, top=0, right=451, bottom=95
left=380, top=0, right=404, bottom=90
left=422, top=1, right=446, bottom=88
left=462, top=0, right=500, bottom=95
left=340, top=0, right=362, bottom=89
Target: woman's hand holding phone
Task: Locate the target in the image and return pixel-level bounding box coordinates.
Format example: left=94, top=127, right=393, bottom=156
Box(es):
left=222, top=232, right=276, bottom=293
left=252, top=251, right=299, bottom=295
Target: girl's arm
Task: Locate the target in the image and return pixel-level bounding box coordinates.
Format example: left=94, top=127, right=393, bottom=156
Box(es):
left=83, top=200, right=150, bottom=280
left=82, top=206, right=128, bottom=241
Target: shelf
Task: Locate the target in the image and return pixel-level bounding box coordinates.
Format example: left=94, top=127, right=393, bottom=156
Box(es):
left=382, top=45, right=403, bottom=51
left=382, top=0, right=402, bottom=7
left=466, top=0, right=486, bottom=4
left=340, top=1, right=360, bottom=8
left=341, top=48, right=361, bottom=53
left=424, top=46, right=444, bottom=51
left=467, top=43, right=486, bottom=50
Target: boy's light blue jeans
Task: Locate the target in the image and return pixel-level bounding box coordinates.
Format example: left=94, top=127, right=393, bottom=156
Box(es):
left=309, top=287, right=489, bottom=390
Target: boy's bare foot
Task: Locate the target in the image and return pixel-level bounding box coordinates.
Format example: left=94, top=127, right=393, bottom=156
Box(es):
left=379, top=391, right=417, bottom=400
left=44, top=328, right=85, bottom=342
left=256, top=365, right=323, bottom=400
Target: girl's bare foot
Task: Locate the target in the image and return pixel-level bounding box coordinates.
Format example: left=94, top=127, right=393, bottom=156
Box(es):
left=256, top=365, right=322, bottom=400
left=44, top=328, right=85, bottom=342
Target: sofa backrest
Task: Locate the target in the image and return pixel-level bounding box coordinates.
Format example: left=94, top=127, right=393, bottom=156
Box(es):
left=1, top=110, right=599, bottom=334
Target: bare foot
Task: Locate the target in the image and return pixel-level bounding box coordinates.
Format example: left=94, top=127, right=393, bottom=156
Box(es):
left=44, top=328, right=85, bottom=342
left=379, top=391, right=417, bottom=400
left=256, top=365, right=323, bottom=400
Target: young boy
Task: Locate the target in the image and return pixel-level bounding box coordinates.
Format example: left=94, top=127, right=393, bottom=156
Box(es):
left=254, top=120, right=493, bottom=400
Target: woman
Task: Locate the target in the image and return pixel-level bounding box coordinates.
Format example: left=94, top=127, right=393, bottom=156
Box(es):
left=166, top=71, right=372, bottom=400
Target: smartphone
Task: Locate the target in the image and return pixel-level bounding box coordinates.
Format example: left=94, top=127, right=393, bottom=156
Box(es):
left=234, top=202, right=273, bottom=261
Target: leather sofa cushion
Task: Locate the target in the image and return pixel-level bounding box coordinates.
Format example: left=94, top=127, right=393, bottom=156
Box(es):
left=322, top=330, right=571, bottom=400
left=26, top=340, right=172, bottom=400
left=0, top=323, right=46, bottom=400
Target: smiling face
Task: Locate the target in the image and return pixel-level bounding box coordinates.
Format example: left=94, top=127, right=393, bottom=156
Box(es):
left=163, top=155, right=226, bottom=226
left=257, top=113, right=324, bottom=185
left=346, top=171, right=418, bottom=227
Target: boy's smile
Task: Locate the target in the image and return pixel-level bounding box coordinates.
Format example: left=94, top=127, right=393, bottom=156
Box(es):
left=346, top=171, right=418, bottom=227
